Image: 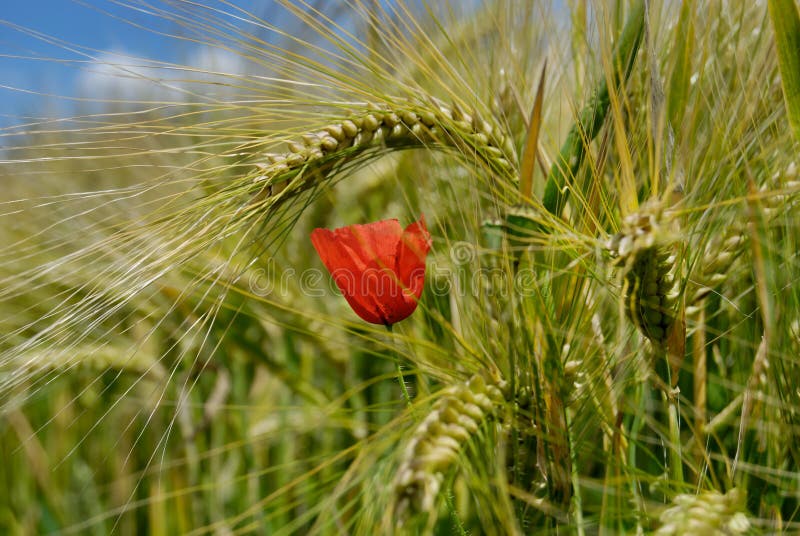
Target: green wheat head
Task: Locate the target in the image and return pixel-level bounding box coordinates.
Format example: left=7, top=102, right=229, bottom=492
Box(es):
left=607, top=199, right=681, bottom=346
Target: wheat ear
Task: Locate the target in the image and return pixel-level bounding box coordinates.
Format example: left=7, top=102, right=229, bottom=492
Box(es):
left=245, top=99, right=517, bottom=207
left=392, top=374, right=506, bottom=522
left=655, top=488, right=751, bottom=535
left=607, top=201, right=680, bottom=346
left=687, top=177, right=800, bottom=314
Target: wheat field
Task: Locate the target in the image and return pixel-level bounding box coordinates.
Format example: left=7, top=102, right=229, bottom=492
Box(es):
left=1, top=1, right=799, bottom=534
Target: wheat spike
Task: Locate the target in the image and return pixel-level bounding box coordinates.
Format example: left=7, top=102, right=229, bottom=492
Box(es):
left=392, top=374, right=506, bottom=522
left=248, top=98, right=517, bottom=206
left=686, top=169, right=800, bottom=314
left=10, top=344, right=165, bottom=380
left=607, top=201, right=680, bottom=346
left=655, top=488, right=751, bottom=535
left=686, top=233, right=745, bottom=315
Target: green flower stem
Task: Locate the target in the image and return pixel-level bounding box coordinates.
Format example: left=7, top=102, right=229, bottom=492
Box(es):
left=665, top=390, right=685, bottom=486
left=386, top=324, right=412, bottom=407
left=396, top=361, right=412, bottom=408
left=657, top=352, right=685, bottom=488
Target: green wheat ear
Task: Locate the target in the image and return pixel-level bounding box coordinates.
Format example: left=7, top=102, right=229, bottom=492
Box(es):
left=607, top=200, right=681, bottom=346
left=392, top=374, right=507, bottom=524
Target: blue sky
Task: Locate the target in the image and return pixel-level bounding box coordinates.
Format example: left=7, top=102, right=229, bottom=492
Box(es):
left=0, top=1, right=487, bottom=128
left=0, top=0, right=266, bottom=126
left=2, top=1, right=164, bottom=123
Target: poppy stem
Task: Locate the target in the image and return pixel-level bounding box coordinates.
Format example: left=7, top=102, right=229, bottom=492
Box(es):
left=386, top=324, right=412, bottom=407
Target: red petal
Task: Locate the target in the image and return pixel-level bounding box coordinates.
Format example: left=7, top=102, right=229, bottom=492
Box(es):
left=311, top=228, right=382, bottom=324
left=311, top=220, right=421, bottom=324
left=335, top=220, right=402, bottom=268
left=395, top=216, right=431, bottom=299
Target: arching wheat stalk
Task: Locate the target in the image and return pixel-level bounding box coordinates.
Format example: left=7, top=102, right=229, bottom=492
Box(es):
left=243, top=98, right=517, bottom=209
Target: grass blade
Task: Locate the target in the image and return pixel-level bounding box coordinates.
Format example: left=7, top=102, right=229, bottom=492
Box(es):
left=519, top=62, right=547, bottom=204
left=542, top=0, right=645, bottom=217
left=769, top=0, right=800, bottom=142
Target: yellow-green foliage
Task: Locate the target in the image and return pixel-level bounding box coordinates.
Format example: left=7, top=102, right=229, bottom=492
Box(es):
left=1, top=1, right=799, bottom=534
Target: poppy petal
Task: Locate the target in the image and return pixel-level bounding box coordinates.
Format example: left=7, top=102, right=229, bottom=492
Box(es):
left=395, top=216, right=431, bottom=299
left=333, top=219, right=403, bottom=270
left=311, top=228, right=385, bottom=324
left=311, top=216, right=430, bottom=325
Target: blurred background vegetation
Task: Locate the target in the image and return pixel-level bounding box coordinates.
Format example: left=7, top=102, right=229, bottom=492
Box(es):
left=1, top=0, right=800, bottom=534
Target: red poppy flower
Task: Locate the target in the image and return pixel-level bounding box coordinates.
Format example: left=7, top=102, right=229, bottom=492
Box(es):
left=311, top=216, right=431, bottom=325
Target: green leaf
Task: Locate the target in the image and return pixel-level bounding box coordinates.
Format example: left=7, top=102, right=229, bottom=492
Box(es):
left=667, top=0, right=695, bottom=131
left=542, top=0, right=645, bottom=218
left=504, top=205, right=541, bottom=256
left=769, top=0, right=800, bottom=143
